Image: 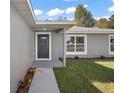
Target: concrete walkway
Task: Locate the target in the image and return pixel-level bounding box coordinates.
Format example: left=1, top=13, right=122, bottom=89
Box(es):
left=28, top=68, right=60, bottom=93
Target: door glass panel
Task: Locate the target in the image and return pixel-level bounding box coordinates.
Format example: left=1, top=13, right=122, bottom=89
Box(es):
left=37, top=34, right=49, bottom=58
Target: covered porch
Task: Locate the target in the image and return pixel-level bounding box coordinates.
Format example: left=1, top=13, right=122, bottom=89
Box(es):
left=33, top=28, right=67, bottom=68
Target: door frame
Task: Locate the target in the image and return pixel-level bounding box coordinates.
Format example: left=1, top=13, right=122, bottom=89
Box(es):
left=35, top=32, right=51, bottom=60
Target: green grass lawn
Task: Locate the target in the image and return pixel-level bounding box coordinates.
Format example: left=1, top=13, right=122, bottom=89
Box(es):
left=53, top=59, right=114, bottom=93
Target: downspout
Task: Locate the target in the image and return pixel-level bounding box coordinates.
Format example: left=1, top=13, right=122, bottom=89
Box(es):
left=63, top=29, right=66, bottom=66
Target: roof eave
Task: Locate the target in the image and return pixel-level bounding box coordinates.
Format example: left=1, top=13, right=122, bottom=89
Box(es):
left=66, top=31, right=114, bottom=34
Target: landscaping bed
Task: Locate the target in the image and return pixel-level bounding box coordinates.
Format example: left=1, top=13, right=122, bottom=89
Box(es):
left=16, top=68, right=36, bottom=93
left=54, top=59, right=114, bottom=93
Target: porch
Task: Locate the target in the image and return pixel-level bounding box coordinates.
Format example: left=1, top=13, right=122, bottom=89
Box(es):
left=34, top=28, right=66, bottom=67
left=31, top=59, right=64, bottom=68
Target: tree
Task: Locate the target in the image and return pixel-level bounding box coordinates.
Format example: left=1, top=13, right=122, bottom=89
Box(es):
left=75, top=4, right=96, bottom=27
left=109, top=14, right=114, bottom=29
left=96, top=18, right=113, bottom=28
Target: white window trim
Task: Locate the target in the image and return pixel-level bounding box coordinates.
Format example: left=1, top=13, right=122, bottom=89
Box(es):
left=109, top=35, right=114, bottom=54
left=35, top=32, right=51, bottom=60
left=66, top=34, right=87, bottom=55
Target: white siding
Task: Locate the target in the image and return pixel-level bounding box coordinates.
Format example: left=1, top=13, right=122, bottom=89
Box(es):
left=66, top=34, right=114, bottom=58
left=10, top=3, right=34, bottom=93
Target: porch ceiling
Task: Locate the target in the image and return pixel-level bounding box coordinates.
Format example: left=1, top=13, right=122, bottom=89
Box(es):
left=31, top=23, right=75, bottom=29
left=11, top=0, right=36, bottom=27
left=33, top=28, right=64, bottom=33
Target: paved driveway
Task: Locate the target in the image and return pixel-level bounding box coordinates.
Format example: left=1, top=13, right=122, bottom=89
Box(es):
left=28, top=68, right=60, bottom=93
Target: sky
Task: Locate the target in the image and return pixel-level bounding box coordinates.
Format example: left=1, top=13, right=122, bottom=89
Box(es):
left=31, top=0, right=114, bottom=21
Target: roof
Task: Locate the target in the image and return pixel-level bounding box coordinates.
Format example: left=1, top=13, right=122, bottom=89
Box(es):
left=66, top=26, right=114, bottom=34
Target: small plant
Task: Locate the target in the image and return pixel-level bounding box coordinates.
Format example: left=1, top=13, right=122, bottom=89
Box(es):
left=74, top=56, right=79, bottom=59
left=28, top=68, right=35, bottom=74
left=17, top=68, right=36, bottom=93
left=20, top=77, right=32, bottom=88
left=59, top=57, right=63, bottom=62
left=100, top=55, right=106, bottom=59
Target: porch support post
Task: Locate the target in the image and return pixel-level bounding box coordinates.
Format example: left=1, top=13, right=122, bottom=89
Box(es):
left=63, top=28, right=66, bottom=66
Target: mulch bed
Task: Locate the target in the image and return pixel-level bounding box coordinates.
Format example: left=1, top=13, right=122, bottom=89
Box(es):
left=16, top=68, right=36, bottom=93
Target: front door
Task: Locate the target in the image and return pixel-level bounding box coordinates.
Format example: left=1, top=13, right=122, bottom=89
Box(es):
left=36, top=32, right=51, bottom=60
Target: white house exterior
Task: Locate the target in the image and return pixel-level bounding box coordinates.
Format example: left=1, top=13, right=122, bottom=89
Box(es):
left=66, top=26, right=114, bottom=58
left=10, top=0, right=114, bottom=93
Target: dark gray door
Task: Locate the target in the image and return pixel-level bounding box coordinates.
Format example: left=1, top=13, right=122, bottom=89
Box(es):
left=37, top=34, right=49, bottom=59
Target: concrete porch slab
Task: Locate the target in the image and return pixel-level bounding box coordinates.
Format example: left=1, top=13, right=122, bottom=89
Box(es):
left=31, top=59, right=64, bottom=68
left=28, top=68, right=60, bottom=93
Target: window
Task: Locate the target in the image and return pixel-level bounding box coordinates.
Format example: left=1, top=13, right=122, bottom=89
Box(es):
left=66, top=34, right=87, bottom=55
left=66, top=36, right=74, bottom=52
left=109, top=35, right=114, bottom=54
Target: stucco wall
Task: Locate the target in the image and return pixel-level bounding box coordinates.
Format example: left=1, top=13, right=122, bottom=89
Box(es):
left=52, top=31, right=64, bottom=59
left=66, top=33, right=114, bottom=58
left=10, top=3, right=34, bottom=93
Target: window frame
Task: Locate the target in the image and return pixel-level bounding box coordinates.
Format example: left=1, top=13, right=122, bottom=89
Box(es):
left=109, top=35, right=114, bottom=54
left=66, top=34, right=87, bottom=55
